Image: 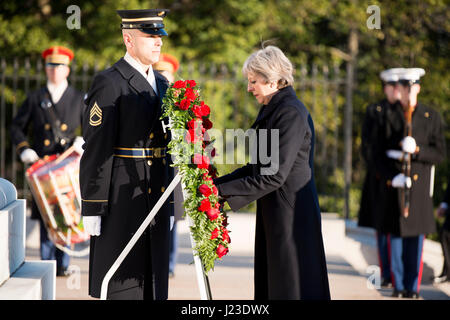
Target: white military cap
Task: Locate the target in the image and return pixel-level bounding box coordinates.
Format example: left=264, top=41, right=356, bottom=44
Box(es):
left=379, top=68, right=405, bottom=83
left=398, top=68, right=426, bottom=85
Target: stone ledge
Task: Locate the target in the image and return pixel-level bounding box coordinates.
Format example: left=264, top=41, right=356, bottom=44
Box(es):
left=0, top=260, right=56, bottom=300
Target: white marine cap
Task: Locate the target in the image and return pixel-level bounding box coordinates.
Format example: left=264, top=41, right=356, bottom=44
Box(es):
left=398, top=68, right=426, bottom=85
left=379, top=68, right=406, bottom=83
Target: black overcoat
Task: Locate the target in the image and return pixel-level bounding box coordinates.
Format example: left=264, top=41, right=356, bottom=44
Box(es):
left=374, top=102, right=446, bottom=237
left=80, top=58, right=172, bottom=299
left=214, top=86, right=330, bottom=300
left=10, top=85, right=85, bottom=219
left=358, top=99, right=390, bottom=228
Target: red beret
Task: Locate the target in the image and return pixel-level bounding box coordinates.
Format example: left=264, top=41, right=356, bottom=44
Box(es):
left=154, top=53, right=179, bottom=73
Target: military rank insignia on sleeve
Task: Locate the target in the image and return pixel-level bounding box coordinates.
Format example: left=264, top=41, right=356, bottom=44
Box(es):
left=89, top=102, right=102, bottom=126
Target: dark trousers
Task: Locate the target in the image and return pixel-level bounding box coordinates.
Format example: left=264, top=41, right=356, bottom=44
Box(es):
left=376, top=232, right=391, bottom=282
left=388, top=234, right=424, bottom=292
left=39, top=218, right=70, bottom=270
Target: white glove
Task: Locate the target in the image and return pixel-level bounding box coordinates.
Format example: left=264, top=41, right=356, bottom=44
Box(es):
left=83, top=216, right=101, bottom=236
left=392, top=173, right=412, bottom=189
left=20, top=148, right=39, bottom=164
left=170, top=216, right=175, bottom=231
left=72, top=136, right=85, bottom=155
left=401, top=136, right=417, bottom=154
left=386, top=150, right=408, bottom=161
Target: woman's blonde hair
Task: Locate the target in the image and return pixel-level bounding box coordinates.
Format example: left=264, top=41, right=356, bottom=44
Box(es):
left=242, top=45, right=294, bottom=89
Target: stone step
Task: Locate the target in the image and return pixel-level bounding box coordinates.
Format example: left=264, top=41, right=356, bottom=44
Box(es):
left=0, top=260, right=56, bottom=300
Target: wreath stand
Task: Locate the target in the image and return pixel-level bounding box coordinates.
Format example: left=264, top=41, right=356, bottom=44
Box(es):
left=100, top=123, right=212, bottom=300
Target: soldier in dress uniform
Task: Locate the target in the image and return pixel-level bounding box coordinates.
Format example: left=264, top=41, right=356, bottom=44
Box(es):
left=358, top=68, right=402, bottom=287
left=10, top=45, right=85, bottom=276
left=80, top=9, right=173, bottom=300
left=374, top=68, right=446, bottom=298
left=153, top=53, right=181, bottom=277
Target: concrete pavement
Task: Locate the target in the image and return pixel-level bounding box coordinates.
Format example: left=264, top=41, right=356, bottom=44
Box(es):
left=24, top=211, right=450, bottom=300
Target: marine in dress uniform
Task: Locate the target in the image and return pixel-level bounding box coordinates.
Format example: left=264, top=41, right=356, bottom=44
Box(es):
left=374, top=68, right=446, bottom=298
left=10, top=46, right=85, bottom=276
left=358, top=68, right=403, bottom=287
left=80, top=9, right=173, bottom=300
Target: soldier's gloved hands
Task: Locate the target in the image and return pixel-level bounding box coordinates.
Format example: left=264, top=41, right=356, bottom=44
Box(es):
left=83, top=216, right=101, bottom=236
left=401, top=136, right=417, bottom=154
left=72, top=136, right=85, bottom=155
left=392, top=173, right=412, bottom=189
left=20, top=148, right=39, bottom=164
left=386, top=150, right=408, bottom=161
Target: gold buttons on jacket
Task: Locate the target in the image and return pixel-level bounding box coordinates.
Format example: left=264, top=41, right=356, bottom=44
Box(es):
left=376, top=106, right=382, bottom=112
left=148, top=187, right=152, bottom=194
left=413, top=174, right=419, bottom=181
left=147, top=160, right=152, bottom=166
left=162, top=159, right=166, bottom=165
left=44, top=123, right=51, bottom=130
left=161, top=186, right=165, bottom=192
left=61, top=123, right=68, bottom=131
left=424, top=112, right=429, bottom=118
left=149, top=132, right=154, bottom=139
left=44, top=139, right=50, bottom=146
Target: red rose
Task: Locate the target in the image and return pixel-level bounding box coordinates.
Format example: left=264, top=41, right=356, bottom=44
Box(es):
left=173, top=80, right=186, bottom=89
left=216, top=244, right=228, bottom=258
left=198, top=198, right=211, bottom=212
left=212, top=185, right=218, bottom=196
left=221, top=227, right=230, bottom=243
left=207, top=207, right=220, bottom=220
left=193, top=154, right=209, bottom=169
left=210, top=228, right=219, bottom=240
left=186, top=129, right=201, bottom=143
left=199, top=184, right=212, bottom=197
left=200, top=101, right=210, bottom=117
left=187, top=80, right=197, bottom=88
left=184, top=87, right=197, bottom=101
left=203, top=118, right=213, bottom=130
left=179, top=98, right=191, bottom=110
left=187, top=119, right=202, bottom=130
left=192, top=104, right=203, bottom=118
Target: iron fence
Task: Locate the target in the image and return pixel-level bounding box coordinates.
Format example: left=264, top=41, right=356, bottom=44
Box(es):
left=0, top=57, right=350, bottom=214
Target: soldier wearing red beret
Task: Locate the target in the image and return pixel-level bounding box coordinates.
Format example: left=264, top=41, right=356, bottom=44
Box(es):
left=10, top=45, right=86, bottom=276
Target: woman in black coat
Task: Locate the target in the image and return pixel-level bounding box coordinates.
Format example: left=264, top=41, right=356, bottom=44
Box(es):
left=214, top=46, right=330, bottom=300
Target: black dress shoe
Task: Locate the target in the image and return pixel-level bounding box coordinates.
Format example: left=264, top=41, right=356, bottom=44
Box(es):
left=381, top=278, right=393, bottom=288
left=391, top=289, right=406, bottom=298
left=405, top=291, right=420, bottom=299
left=57, top=268, right=71, bottom=277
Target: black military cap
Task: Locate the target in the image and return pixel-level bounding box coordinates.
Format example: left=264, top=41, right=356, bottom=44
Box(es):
left=117, top=9, right=169, bottom=36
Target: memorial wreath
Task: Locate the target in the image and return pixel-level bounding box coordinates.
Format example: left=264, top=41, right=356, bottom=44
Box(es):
left=162, top=79, right=230, bottom=273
